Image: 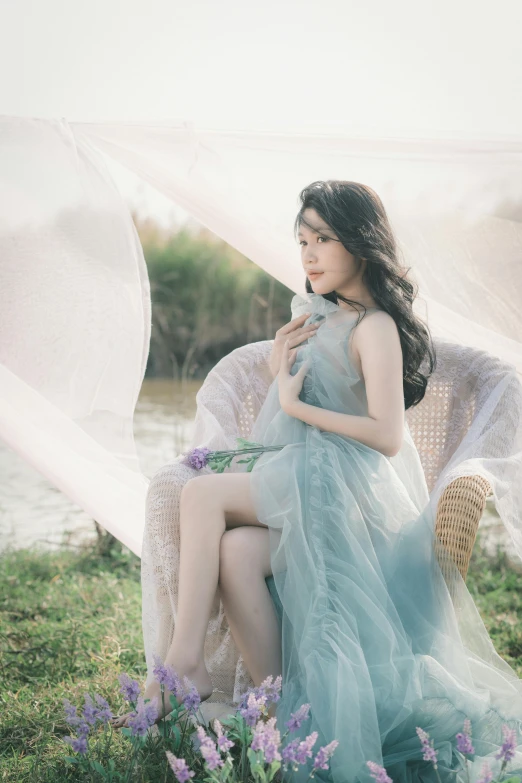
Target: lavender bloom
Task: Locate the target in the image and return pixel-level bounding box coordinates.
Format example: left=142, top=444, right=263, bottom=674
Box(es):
left=64, top=733, right=88, bottom=755
left=119, top=672, right=141, bottom=703
left=182, top=447, right=211, bottom=470
left=285, top=703, right=311, bottom=732
left=258, top=674, right=283, bottom=704
left=495, top=724, right=517, bottom=764
left=94, top=694, right=113, bottom=724
left=456, top=732, right=474, bottom=755
left=294, top=732, right=318, bottom=765
left=366, top=760, right=393, bottom=783
left=213, top=719, right=235, bottom=753
left=127, top=695, right=159, bottom=737
left=195, top=726, right=224, bottom=771
left=238, top=690, right=268, bottom=727
left=153, top=655, right=185, bottom=700
left=416, top=727, right=439, bottom=767
left=181, top=675, right=201, bottom=713
left=63, top=698, right=82, bottom=728
left=166, top=750, right=196, bottom=782
left=63, top=716, right=90, bottom=755
left=476, top=760, right=493, bottom=783
left=251, top=717, right=282, bottom=764
left=82, top=694, right=98, bottom=726
left=281, top=738, right=301, bottom=765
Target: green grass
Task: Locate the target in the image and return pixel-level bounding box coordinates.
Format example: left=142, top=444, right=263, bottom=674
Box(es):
left=1, top=535, right=521, bottom=781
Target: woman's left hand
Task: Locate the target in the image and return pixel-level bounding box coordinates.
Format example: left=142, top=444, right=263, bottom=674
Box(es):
left=278, top=339, right=311, bottom=413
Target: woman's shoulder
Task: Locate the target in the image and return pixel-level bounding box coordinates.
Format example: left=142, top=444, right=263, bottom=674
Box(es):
left=350, top=309, right=401, bottom=365
left=356, top=308, right=397, bottom=332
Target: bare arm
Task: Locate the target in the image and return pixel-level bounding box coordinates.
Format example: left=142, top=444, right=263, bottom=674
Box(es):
left=282, top=311, right=405, bottom=457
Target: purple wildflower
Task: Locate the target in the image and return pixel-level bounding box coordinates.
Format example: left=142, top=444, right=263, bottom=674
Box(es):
left=416, top=727, right=439, bottom=767
left=476, top=760, right=493, bottom=783
left=294, top=732, right=318, bottom=764
left=127, top=695, right=159, bottom=737
left=63, top=716, right=90, bottom=755
left=63, top=698, right=82, bottom=728
left=119, top=672, right=141, bottom=703
left=251, top=717, right=282, bottom=764
left=93, top=694, right=113, bottom=724
left=182, top=447, right=211, bottom=470
left=64, top=733, right=88, bottom=755
left=181, top=675, right=201, bottom=713
left=82, top=694, right=98, bottom=726
left=282, top=738, right=301, bottom=765
left=258, top=674, right=283, bottom=704
left=213, top=719, right=235, bottom=753
left=456, top=733, right=474, bottom=755
left=166, top=750, right=196, bottom=782
left=495, top=724, right=517, bottom=764
left=238, top=690, right=268, bottom=727
left=152, top=655, right=185, bottom=700
left=195, top=726, right=224, bottom=771
left=366, top=760, right=393, bottom=783
left=285, top=703, right=311, bottom=732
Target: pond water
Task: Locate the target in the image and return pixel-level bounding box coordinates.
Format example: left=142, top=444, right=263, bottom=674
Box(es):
left=0, top=378, right=516, bottom=567
left=0, top=378, right=202, bottom=552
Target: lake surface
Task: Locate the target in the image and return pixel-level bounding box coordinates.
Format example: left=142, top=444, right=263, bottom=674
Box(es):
left=0, top=378, right=202, bottom=552
left=0, top=378, right=515, bottom=564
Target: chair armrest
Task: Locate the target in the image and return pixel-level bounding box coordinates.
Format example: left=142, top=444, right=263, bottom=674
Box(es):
left=434, top=474, right=491, bottom=584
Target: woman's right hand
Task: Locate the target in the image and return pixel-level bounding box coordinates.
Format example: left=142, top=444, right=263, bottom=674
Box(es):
left=268, top=313, right=321, bottom=380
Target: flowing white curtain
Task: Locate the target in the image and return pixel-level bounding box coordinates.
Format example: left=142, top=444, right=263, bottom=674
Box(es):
left=1, top=114, right=522, bottom=558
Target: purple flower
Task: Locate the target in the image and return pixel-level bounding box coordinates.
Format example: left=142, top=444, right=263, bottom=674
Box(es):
left=476, top=760, right=493, bottom=783
left=282, top=738, right=301, bottom=765
left=195, top=726, right=224, bottom=771
left=456, top=732, right=474, bottom=755
left=285, top=703, right=311, bottom=732
left=64, top=733, right=88, bottom=755
left=213, top=719, right=235, bottom=753
left=182, top=447, right=211, bottom=470
left=416, top=727, right=439, bottom=767
left=251, top=717, right=282, bottom=764
left=366, top=760, right=393, bottom=783
left=62, top=715, right=90, bottom=755
left=166, top=750, right=196, bottom=782
left=495, top=723, right=517, bottom=764
left=119, top=672, right=141, bottom=703
left=127, top=695, right=158, bottom=737
left=152, top=655, right=185, bottom=700
left=93, top=694, right=113, bottom=724
left=238, top=690, right=268, bottom=727
left=63, top=698, right=82, bottom=728
left=258, top=674, right=282, bottom=704
left=82, top=694, right=98, bottom=726
left=181, top=676, right=202, bottom=713
left=294, top=732, right=318, bottom=764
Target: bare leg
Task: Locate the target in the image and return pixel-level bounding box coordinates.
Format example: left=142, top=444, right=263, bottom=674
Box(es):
left=111, top=472, right=270, bottom=729
left=219, top=526, right=281, bottom=720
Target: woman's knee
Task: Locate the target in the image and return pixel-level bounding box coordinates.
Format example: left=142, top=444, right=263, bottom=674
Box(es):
left=219, top=527, right=271, bottom=581
left=179, top=475, right=216, bottom=514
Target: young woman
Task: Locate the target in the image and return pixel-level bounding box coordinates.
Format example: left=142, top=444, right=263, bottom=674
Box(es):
left=112, top=181, right=522, bottom=783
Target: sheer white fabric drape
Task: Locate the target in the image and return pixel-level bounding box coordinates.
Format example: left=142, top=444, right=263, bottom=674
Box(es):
left=1, top=115, right=522, bottom=563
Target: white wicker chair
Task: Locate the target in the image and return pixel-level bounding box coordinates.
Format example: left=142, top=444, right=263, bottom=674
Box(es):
left=194, top=337, right=522, bottom=580
left=141, top=335, right=521, bottom=719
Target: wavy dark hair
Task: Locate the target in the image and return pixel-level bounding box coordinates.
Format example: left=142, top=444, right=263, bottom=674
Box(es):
left=294, top=180, right=436, bottom=410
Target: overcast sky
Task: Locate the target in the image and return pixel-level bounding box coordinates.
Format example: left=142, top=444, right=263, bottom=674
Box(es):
left=1, top=0, right=521, bottom=224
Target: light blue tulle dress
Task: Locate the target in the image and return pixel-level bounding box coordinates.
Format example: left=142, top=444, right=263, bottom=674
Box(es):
left=247, top=293, right=522, bottom=783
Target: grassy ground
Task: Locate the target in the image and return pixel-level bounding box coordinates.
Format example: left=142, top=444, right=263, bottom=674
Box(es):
left=1, top=535, right=521, bottom=782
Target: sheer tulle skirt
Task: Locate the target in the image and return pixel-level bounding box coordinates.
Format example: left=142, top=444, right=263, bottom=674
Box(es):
left=249, top=392, right=522, bottom=783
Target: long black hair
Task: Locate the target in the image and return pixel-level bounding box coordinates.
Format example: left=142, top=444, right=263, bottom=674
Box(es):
left=294, top=180, right=436, bottom=410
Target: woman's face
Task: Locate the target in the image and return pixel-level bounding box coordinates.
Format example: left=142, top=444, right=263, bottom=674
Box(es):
left=298, top=207, right=364, bottom=296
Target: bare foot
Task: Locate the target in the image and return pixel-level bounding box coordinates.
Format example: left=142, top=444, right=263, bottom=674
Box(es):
left=110, top=660, right=214, bottom=730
